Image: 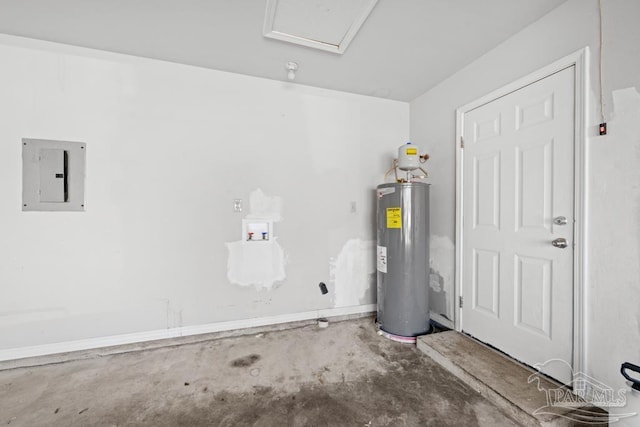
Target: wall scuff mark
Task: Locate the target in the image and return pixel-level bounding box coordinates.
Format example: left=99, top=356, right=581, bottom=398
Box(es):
left=162, top=299, right=183, bottom=329
left=0, top=308, right=68, bottom=326
left=331, top=239, right=375, bottom=307
left=226, top=189, right=286, bottom=291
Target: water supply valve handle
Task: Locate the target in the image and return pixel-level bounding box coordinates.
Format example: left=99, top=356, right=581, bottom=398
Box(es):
left=621, top=362, right=640, bottom=391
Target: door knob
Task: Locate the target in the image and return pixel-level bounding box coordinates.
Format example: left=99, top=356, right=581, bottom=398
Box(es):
left=552, top=238, right=568, bottom=248
left=553, top=216, right=568, bottom=225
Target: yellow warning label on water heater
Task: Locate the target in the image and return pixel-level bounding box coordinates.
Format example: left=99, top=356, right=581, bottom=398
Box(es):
left=386, top=207, right=402, bottom=229
left=406, top=147, right=418, bottom=155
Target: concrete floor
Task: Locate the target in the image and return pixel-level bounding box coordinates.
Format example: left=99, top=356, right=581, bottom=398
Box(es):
left=0, top=317, right=519, bottom=426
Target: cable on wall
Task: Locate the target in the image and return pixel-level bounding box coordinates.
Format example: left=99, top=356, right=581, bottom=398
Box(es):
left=598, top=0, right=607, bottom=135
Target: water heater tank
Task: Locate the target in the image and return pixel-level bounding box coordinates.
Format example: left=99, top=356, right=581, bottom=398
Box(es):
left=376, top=182, right=430, bottom=340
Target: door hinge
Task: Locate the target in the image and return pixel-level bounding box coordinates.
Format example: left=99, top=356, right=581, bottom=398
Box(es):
left=460, top=136, right=464, bottom=149
left=459, top=295, right=464, bottom=308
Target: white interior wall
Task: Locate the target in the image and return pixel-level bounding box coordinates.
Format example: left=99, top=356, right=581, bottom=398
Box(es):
left=0, top=35, right=408, bottom=355
left=411, top=0, right=640, bottom=421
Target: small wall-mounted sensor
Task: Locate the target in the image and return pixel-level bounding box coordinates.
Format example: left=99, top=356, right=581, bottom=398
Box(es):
left=22, top=138, right=86, bottom=211
left=599, top=122, right=607, bottom=135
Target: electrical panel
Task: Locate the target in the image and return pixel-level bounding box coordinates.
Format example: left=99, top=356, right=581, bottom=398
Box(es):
left=22, top=138, right=86, bottom=211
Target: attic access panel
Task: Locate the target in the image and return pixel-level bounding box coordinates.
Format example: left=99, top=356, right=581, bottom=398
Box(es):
left=263, top=0, right=378, bottom=54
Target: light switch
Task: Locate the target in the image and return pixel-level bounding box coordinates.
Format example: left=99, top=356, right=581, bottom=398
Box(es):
left=23, top=138, right=86, bottom=212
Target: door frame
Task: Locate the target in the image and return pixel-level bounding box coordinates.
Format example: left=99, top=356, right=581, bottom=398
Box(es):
left=454, top=48, right=589, bottom=375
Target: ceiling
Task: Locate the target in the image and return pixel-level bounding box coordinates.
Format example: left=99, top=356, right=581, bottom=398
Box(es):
left=0, top=0, right=567, bottom=101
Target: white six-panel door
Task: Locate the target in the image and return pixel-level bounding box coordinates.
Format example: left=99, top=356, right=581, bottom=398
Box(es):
left=461, top=66, right=575, bottom=384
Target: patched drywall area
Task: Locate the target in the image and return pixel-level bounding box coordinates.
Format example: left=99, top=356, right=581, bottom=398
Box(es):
left=226, top=189, right=286, bottom=291
left=623, top=88, right=640, bottom=342
left=246, top=188, right=283, bottom=222
left=225, top=241, right=286, bottom=290
left=330, top=239, right=376, bottom=307
left=588, top=84, right=640, bottom=421
left=429, top=235, right=455, bottom=321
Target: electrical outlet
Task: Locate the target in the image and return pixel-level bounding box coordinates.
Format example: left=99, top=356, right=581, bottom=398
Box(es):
left=233, top=199, right=243, bottom=213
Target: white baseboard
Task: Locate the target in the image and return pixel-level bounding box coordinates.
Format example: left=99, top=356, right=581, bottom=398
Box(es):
left=0, top=304, right=376, bottom=363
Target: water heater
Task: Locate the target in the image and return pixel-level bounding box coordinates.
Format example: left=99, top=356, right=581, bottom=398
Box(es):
left=376, top=182, right=430, bottom=342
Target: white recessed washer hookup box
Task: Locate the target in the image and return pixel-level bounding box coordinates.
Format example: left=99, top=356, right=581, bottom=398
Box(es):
left=242, top=219, right=273, bottom=242
left=22, top=138, right=86, bottom=212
